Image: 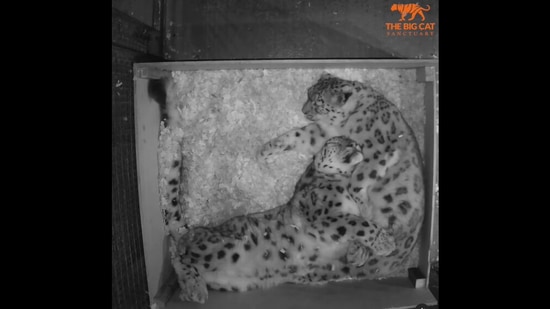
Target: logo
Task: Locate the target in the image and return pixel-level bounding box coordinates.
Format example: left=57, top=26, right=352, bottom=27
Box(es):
left=391, top=4, right=431, bottom=22
left=386, top=3, right=436, bottom=37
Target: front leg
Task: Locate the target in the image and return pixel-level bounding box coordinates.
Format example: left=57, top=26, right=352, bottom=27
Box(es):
left=172, top=259, right=208, bottom=304
left=258, top=123, right=330, bottom=162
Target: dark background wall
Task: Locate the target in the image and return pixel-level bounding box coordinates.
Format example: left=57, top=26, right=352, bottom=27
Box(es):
left=111, top=1, right=438, bottom=308
left=164, top=0, right=438, bottom=60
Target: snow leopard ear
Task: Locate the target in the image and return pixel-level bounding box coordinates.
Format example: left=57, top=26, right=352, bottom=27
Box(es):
left=334, top=85, right=354, bottom=106
left=348, top=151, right=364, bottom=166
left=319, top=72, right=334, bottom=80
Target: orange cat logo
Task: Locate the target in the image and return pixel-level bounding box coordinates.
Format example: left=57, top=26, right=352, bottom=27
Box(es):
left=391, top=3, right=431, bottom=22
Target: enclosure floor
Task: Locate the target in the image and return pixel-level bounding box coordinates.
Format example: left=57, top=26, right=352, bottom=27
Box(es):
left=164, top=277, right=437, bottom=309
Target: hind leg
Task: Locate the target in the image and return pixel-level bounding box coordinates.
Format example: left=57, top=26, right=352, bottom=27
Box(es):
left=173, top=260, right=208, bottom=303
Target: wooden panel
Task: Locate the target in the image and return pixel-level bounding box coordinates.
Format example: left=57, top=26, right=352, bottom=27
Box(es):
left=164, top=277, right=436, bottom=309
left=418, top=72, right=438, bottom=286
left=134, top=77, right=165, bottom=301
left=134, top=66, right=172, bottom=79
left=135, top=59, right=438, bottom=78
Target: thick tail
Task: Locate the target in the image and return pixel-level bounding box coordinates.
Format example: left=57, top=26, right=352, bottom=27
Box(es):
left=152, top=76, right=188, bottom=240
left=148, top=77, right=170, bottom=124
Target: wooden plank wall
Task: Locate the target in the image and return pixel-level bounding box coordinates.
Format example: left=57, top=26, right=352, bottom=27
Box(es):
left=112, top=6, right=164, bottom=309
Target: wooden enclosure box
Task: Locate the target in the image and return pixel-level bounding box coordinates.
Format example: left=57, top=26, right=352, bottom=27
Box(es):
left=134, top=60, right=438, bottom=308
